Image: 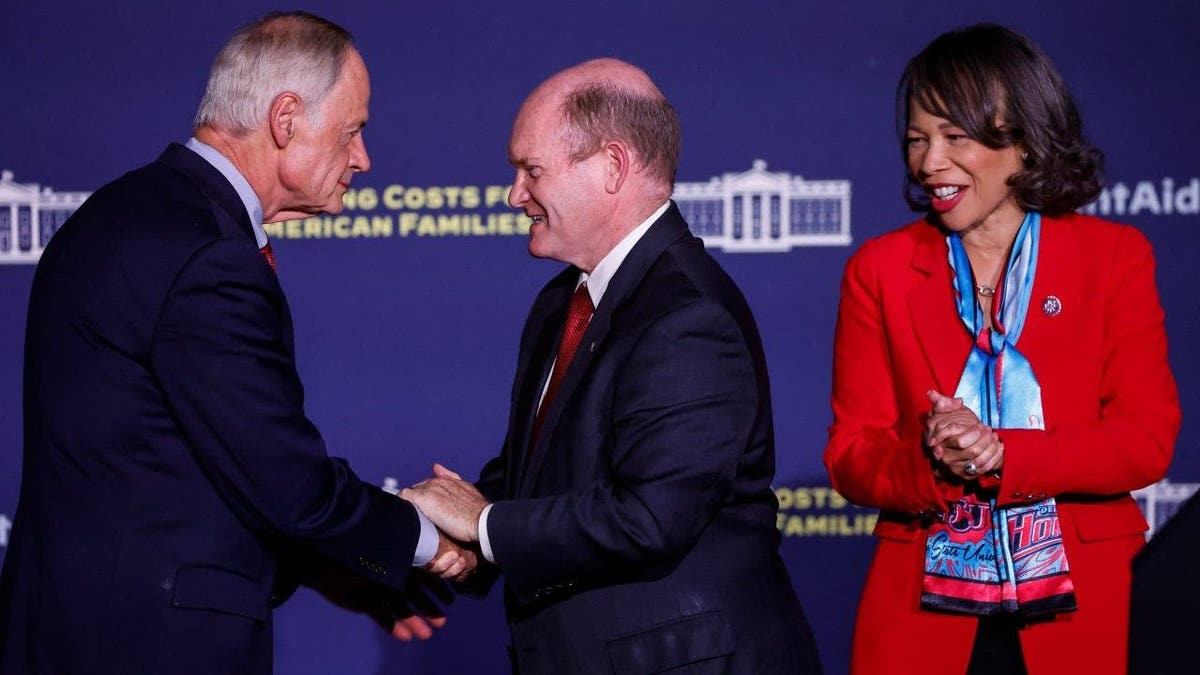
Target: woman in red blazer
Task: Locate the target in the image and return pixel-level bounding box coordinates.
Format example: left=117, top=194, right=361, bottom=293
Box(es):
left=825, top=24, right=1179, bottom=675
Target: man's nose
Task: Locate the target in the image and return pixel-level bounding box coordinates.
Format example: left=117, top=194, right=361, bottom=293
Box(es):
left=351, top=134, right=371, bottom=173
left=508, top=174, right=528, bottom=208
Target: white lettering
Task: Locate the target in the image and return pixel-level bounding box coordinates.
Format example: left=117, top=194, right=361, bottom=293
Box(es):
left=0, top=514, right=11, bottom=547
left=1084, top=178, right=1200, bottom=218
left=1177, top=178, right=1199, bottom=215
left=1111, top=182, right=1132, bottom=215
left=1129, top=181, right=1162, bottom=215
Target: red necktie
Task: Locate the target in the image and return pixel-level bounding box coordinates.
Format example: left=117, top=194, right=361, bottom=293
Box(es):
left=259, top=242, right=277, bottom=273
left=527, top=282, right=594, bottom=461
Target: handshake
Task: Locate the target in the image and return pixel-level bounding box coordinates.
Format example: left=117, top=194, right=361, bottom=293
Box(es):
left=359, top=464, right=490, bottom=643
left=400, top=463, right=490, bottom=584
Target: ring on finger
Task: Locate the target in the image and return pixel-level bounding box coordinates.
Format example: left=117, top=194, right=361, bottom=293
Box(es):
left=964, top=460, right=979, bottom=476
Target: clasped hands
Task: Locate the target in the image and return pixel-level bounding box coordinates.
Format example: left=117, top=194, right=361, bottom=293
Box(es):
left=924, top=390, right=1004, bottom=481
left=400, top=463, right=490, bottom=583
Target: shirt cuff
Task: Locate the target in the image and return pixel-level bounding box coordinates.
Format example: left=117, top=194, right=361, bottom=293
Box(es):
left=479, top=503, right=496, bottom=563
left=411, top=506, right=439, bottom=567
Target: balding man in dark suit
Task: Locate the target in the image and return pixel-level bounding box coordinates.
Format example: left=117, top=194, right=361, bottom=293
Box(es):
left=405, top=59, right=822, bottom=674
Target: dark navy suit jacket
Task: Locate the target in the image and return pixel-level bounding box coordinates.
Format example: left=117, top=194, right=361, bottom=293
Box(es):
left=1129, top=490, right=1200, bottom=674
left=474, top=205, right=822, bottom=674
left=0, top=144, right=421, bottom=674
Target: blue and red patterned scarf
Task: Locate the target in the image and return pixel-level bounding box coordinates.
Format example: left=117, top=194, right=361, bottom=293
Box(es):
left=921, top=212, right=1078, bottom=618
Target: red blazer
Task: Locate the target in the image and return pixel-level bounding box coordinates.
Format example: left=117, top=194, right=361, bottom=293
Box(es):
left=825, top=213, right=1179, bottom=675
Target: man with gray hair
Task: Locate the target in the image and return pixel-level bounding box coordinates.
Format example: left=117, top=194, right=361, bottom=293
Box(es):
left=0, top=12, right=469, bottom=674
left=404, top=58, right=823, bottom=674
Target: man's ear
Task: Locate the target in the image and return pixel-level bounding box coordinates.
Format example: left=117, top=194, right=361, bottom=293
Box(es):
left=269, top=91, right=302, bottom=149
left=603, top=140, right=631, bottom=194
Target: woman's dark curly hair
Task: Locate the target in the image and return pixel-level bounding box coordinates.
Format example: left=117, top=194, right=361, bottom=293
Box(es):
left=897, top=23, right=1104, bottom=216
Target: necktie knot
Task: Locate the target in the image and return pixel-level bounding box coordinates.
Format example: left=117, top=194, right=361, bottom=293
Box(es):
left=259, top=242, right=277, bottom=273
left=565, top=282, right=594, bottom=331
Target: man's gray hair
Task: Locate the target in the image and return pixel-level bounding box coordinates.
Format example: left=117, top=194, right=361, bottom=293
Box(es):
left=560, top=82, right=681, bottom=188
left=194, top=12, right=354, bottom=135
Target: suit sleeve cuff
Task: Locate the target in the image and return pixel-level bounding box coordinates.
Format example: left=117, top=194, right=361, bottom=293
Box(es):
left=411, top=506, right=439, bottom=566
left=479, top=503, right=496, bottom=563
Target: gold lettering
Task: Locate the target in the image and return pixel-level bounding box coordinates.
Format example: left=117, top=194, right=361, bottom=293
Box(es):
left=774, top=485, right=853, bottom=511
left=863, top=512, right=878, bottom=533
left=838, top=515, right=857, bottom=535
left=784, top=515, right=805, bottom=537
left=804, top=514, right=830, bottom=535
left=417, top=214, right=437, bottom=236
left=795, top=488, right=813, bottom=509
left=267, top=198, right=537, bottom=240
left=301, top=217, right=318, bottom=238
left=383, top=185, right=405, bottom=210
left=472, top=215, right=489, bottom=235
left=462, top=186, right=481, bottom=209
left=371, top=216, right=393, bottom=237
left=404, top=188, right=426, bottom=210
left=775, top=487, right=793, bottom=509
left=356, top=187, right=379, bottom=211
left=350, top=216, right=372, bottom=237
left=437, top=214, right=461, bottom=235
left=485, top=185, right=509, bottom=207
left=399, top=213, right=419, bottom=236
left=497, top=213, right=516, bottom=235
left=426, top=187, right=444, bottom=210
left=334, top=216, right=351, bottom=238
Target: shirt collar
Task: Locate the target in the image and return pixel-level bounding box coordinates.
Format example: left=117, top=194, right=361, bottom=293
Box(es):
left=185, top=137, right=268, bottom=248
left=578, top=200, right=671, bottom=306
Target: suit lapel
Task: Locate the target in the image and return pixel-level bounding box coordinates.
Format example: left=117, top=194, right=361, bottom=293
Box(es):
left=157, top=143, right=295, bottom=357
left=905, top=215, right=1074, bottom=400
left=907, top=221, right=972, bottom=397
left=506, top=276, right=574, bottom=496
left=517, top=204, right=690, bottom=497
left=157, top=143, right=257, bottom=244
left=1013, top=215, right=1077, bottom=374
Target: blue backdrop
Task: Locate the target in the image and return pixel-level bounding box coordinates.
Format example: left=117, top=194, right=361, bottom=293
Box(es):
left=1, top=2, right=1196, bottom=672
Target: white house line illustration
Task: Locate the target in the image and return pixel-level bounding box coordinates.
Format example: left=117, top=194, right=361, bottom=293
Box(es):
left=672, top=159, right=852, bottom=253
left=0, top=170, right=89, bottom=265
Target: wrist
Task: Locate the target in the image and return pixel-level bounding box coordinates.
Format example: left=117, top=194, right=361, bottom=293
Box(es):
left=470, top=503, right=489, bottom=542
